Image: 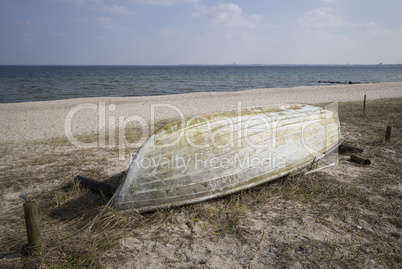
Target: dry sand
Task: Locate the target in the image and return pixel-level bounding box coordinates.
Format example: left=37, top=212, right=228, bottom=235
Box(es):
left=1, top=82, right=402, bottom=143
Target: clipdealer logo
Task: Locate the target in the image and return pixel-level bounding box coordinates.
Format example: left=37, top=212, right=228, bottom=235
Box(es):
left=64, top=102, right=339, bottom=168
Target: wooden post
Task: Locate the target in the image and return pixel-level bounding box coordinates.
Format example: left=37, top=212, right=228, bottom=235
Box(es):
left=363, top=94, right=366, bottom=115
left=23, top=200, right=42, bottom=255
left=350, top=154, right=371, bottom=165
left=385, top=126, right=392, bottom=142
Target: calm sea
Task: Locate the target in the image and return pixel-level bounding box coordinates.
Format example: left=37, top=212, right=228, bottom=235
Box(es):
left=0, top=65, right=401, bottom=103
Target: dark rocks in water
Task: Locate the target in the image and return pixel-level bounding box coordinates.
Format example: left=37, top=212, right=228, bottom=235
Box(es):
left=318, top=81, right=361, bottom=84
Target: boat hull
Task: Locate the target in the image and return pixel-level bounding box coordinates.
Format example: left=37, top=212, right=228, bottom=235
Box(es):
left=112, top=104, right=341, bottom=212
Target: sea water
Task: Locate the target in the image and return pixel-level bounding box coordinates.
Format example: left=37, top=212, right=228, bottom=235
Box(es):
left=0, top=65, right=401, bottom=103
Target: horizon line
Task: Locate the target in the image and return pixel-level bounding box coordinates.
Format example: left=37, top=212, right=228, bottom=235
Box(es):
left=1, top=63, right=400, bottom=66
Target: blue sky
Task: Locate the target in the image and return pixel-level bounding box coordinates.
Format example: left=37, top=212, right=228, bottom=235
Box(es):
left=1, top=0, right=401, bottom=65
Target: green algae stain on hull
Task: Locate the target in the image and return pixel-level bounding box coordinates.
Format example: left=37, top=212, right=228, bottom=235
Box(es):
left=112, top=104, right=341, bottom=213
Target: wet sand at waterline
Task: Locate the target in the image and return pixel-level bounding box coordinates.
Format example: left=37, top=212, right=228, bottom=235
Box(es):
left=1, top=82, right=401, bottom=143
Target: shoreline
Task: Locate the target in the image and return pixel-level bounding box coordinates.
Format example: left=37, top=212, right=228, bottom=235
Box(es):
left=1, top=82, right=401, bottom=143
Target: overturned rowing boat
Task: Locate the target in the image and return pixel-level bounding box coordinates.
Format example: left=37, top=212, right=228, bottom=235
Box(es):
left=110, top=104, right=341, bottom=213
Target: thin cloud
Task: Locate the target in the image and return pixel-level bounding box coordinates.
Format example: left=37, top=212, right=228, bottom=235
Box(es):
left=299, top=8, right=344, bottom=28
left=62, top=0, right=136, bottom=15
left=193, top=4, right=261, bottom=28
left=70, top=16, right=113, bottom=28
left=14, top=20, right=33, bottom=25
left=300, top=8, right=377, bottom=28
left=345, top=22, right=376, bottom=27
left=133, top=0, right=200, bottom=6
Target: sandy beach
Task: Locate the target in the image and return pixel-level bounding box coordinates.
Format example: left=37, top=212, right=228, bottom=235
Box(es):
left=0, top=82, right=401, bottom=268
left=1, top=82, right=402, bottom=143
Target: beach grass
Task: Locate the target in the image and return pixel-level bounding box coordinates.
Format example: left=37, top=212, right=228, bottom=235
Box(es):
left=0, top=98, right=401, bottom=268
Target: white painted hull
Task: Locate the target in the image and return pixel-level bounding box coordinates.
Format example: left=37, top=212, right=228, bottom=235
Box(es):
left=112, top=104, right=341, bottom=212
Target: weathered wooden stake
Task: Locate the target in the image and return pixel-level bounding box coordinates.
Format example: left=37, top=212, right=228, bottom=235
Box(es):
left=23, top=200, right=42, bottom=255
left=350, top=154, right=371, bottom=165
left=363, top=94, right=366, bottom=114
left=385, top=126, right=392, bottom=142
